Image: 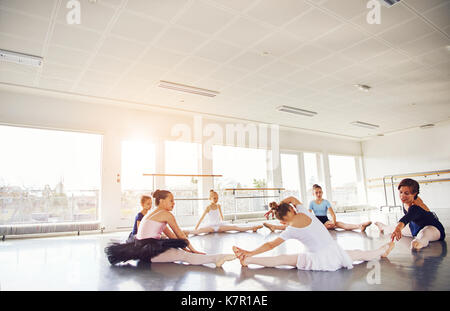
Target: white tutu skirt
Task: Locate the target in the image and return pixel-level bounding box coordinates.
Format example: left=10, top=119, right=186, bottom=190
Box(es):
left=296, top=243, right=354, bottom=271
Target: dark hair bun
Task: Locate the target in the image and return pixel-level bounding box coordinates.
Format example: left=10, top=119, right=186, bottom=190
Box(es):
left=152, top=189, right=161, bottom=198
left=269, top=202, right=278, bottom=210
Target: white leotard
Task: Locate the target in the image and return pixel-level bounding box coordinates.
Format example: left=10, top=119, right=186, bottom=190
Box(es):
left=279, top=205, right=353, bottom=271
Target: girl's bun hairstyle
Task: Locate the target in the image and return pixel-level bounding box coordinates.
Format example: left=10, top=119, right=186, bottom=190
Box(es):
left=269, top=201, right=291, bottom=220
left=312, top=184, right=322, bottom=190
left=151, top=189, right=171, bottom=206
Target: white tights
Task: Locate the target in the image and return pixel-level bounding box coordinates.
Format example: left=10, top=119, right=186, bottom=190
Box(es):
left=151, top=248, right=227, bottom=265
left=376, top=222, right=441, bottom=248
left=243, top=245, right=390, bottom=268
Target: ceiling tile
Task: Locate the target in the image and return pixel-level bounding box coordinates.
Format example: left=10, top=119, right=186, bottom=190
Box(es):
left=284, top=8, right=342, bottom=41
left=208, top=0, right=257, bottom=11
left=403, top=0, right=450, bottom=12
left=313, top=24, right=367, bottom=52
left=87, top=54, right=133, bottom=75
left=283, top=68, right=325, bottom=86
left=360, top=49, right=407, bottom=69
left=208, top=65, right=249, bottom=82
left=252, top=31, right=303, bottom=57
left=126, top=62, right=168, bottom=81
left=0, top=33, right=44, bottom=56
left=140, top=46, right=186, bottom=69
left=0, top=0, right=55, bottom=19
left=79, top=69, right=119, bottom=86
left=45, top=45, right=91, bottom=68
left=41, top=62, right=83, bottom=80
left=383, top=60, right=424, bottom=75
left=320, top=0, right=368, bottom=20
left=332, top=64, right=373, bottom=83
left=0, top=69, right=37, bottom=85
left=110, top=11, right=165, bottom=43
left=216, top=17, right=272, bottom=47
left=247, top=0, right=311, bottom=26
left=195, top=40, right=242, bottom=63
left=307, top=54, right=355, bottom=75
left=124, top=0, right=189, bottom=22
left=257, top=61, right=299, bottom=79
left=283, top=44, right=332, bottom=67
left=399, top=31, right=450, bottom=57
left=175, top=56, right=221, bottom=78
left=414, top=47, right=450, bottom=66
left=340, top=38, right=391, bottom=62
left=98, top=35, right=147, bottom=60
left=0, top=9, right=50, bottom=43
left=175, top=0, right=234, bottom=35
left=51, top=23, right=102, bottom=52
left=228, top=51, right=274, bottom=71
left=422, top=2, right=450, bottom=29
left=378, top=18, right=435, bottom=46
left=155, top=26, right=208, bottom=54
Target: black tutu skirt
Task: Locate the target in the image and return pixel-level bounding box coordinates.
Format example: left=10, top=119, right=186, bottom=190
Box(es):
left=104, top=237, right=188, bottom=265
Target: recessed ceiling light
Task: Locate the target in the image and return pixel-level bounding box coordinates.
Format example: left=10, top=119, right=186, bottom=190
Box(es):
left=262, top=51, right=270, bottom=56
left=420, top=124, right=435, bottom=129
left=276, top=105, right=317, bottom=117
left=351, top=121, right=380, bottom=129
left=354, top=84, right=371, bottom=92
left=446, top=45, right=450, bottom=52
left=158, top=80, right=219, bottom=97
left=381, top=0, right=402, bottom=7
left=377, top=134, right=385, bottom=137
left=0, top=49, right=43, bottom=67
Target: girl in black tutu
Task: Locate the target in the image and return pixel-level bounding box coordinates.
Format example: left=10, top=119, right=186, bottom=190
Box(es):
left=105, top=190, right=236, bottom=267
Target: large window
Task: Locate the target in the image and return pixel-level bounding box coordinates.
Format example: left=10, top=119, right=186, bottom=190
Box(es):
left=0, top=125, right=102, bottom=225
left=303, top=152, right=326, bottom=204
left=328, top=155, right=364, bottom=206
left=213, top=145, right=268, bottom=214
left=165, top=141, right=201, bottom=216
left=121, top=141, right=155, bottom=221
left=280, top=153, right=301, bottom=198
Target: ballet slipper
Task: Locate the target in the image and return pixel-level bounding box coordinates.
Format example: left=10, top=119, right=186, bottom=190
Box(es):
left=411, top=240, right=425, bottom=251
left=215, top=254, right=236, bottom=268
left=381, top=241, right=395, bottom=258
left=375, top=222, right=384, bottom=234
left=360, top=221, right=372, bottom=232
left=263, top=222, right=275, bottom=232
left=253, top=225, right=263, bottom=232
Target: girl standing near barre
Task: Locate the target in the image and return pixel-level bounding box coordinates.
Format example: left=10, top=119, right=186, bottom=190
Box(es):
left=233, top=197, right=394, bottom=271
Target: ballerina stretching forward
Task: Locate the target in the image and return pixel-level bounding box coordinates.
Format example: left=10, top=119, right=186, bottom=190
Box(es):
left=233, top=198, right=394, bottom=271
left=105, top=190, right=235, bottom=268
left=184, top=190, right=262, bottom=236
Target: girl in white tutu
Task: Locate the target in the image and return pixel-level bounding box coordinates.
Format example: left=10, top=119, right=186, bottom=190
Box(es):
left=184, top=190, right=262, bottom=235
left=233, top=196, right=395, bottom=271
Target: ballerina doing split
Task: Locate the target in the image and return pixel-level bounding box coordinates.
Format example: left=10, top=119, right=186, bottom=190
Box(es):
left=233, top=197, right=394, bottom=271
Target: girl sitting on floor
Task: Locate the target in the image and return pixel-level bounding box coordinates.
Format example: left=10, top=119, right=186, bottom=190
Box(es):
left=184, top=190, right=262, bottom=235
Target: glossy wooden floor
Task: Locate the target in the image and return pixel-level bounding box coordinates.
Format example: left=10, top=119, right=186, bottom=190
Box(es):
left=1, top=209, right=449, bottom=291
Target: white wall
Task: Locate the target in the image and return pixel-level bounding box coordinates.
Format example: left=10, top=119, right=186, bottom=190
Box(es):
left=0, top=87, right=362, bottom=230
left=362, top=122, right=450, bottom=212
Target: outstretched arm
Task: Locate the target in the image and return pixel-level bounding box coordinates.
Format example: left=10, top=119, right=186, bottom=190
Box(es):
left=328, top=207, right=337, bottom=224
left=281, top=196, right=302, bottom=206
left=234, top=238, right=284, bottom=258
left=167, top=214, right=205, bottom=254
left=194, top=206, right=210, bottom=230
left=218, top=204, right=224, bottom=221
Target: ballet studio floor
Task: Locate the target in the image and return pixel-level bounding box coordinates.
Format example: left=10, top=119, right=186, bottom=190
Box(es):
left=1, top=209, right=449, bottom=291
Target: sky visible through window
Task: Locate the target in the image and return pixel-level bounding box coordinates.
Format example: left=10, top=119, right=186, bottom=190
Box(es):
left=0, top=125, right=101, bottom=190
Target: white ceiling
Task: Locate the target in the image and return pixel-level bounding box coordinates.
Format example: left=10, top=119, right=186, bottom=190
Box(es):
left=0, top=0, right=449, bottom=139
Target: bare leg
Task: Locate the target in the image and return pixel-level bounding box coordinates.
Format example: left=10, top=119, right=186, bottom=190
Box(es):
left=346, top=241, right=395, bottom=261
left=263, top=222, right=287, bottom=232
left=151, top=248, right=236, bottom=267
left=411, top=226, right=441, bottom=251
left=218, top=225, right=263, bottom=233
left=335, top=221, right=372, bottom=232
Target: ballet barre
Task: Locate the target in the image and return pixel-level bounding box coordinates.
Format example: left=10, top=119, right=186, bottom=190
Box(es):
left=366, top=169, right=450, bottom=212
left=223, top=188, right=285, bottom=221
